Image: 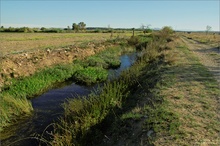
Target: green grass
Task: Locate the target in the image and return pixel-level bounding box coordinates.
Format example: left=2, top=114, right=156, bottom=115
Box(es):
left=2, top=64, right=81, bottom=99
left=48, top=31, right=220, bottom=146
left=74, top=67, right=108, bottom=85
left=0, top=38, right=136, bottom=133
left=47, top=33, right=165, bottom=145
left=0, top=64, right=81, bottom=132
left=141, top=44, right=220, bottom=145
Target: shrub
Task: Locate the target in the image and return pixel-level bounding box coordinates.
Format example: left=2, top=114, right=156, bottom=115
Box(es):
left=86, top=56, right=108, bottom=68
left=161, top=26, right=174, bottom=34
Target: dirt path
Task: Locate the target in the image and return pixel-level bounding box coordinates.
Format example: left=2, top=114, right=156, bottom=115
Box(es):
left=181, top=36, right=220, bottom=85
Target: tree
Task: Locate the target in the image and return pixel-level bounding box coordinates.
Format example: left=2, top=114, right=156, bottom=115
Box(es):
left=41, top=27, right=46, bottom=31
left=141, top=24, right=151, bottom=34
left=78, top=22, right=86, bottom=31
left=206, top=25, right=212, bottom=35
left=132, top=28, right=135, bottom=37
left=72, top=23, right=79, bottom=32
left=0, top=26, right=4, bottom=32
left=140, top=24, right=146, bottom=34
left=72, top=22, right=86, bottom=32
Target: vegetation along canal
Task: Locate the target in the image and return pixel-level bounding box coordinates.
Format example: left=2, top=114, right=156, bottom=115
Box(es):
left=1, top=53, right=137, bottom=146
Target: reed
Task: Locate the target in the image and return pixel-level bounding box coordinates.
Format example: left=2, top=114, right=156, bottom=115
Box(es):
left=49, top=29, right=176, bottom=145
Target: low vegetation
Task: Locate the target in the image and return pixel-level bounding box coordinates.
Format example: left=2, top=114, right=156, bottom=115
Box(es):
left=37, top=27, right=173, bottom=145
left=37, top=27, right=220, bottom=146
left=0, top=37, right=136, bottom=133
left=1, top=27, right=219, bottom=146
left=182, top=32, right=220, bottom=47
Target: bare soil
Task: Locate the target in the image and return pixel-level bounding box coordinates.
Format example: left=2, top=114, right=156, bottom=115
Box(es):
left=0, top=41, right=113, bottom=90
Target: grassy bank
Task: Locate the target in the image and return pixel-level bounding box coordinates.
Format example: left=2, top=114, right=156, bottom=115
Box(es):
left=46, top=28, right=219, bottom=146
left=0, top=38, right=136, bottom=133
left=40, top=27, right=173, bottom=145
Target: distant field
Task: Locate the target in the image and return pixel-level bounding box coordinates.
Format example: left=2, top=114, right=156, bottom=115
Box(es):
left=0, top=32, right=132, bottom=56
left=180, top=32, right=220, bottom=46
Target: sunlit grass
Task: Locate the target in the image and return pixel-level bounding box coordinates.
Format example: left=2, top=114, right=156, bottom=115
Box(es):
left=0, top=38, right=135, bottom=133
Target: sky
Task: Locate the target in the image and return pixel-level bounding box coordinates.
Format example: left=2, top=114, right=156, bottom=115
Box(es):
left=1, top=0, right=219, bottom=31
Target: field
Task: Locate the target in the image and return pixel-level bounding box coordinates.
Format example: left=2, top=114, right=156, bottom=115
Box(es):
left=0, top=30, right=220, bottom=145
left=0, top=32, right=134, bottom=88
left=0, top=33, right=130, bottom=55
left=180, top=32, right=220, bottom=47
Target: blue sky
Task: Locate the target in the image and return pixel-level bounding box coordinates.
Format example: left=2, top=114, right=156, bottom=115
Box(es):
left=1, top=0, right=219, bottom=31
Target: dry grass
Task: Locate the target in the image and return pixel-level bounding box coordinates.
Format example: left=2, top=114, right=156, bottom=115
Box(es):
left=153, top=39, right=220, bottom=145
left=0, top=32, right=131, bottom=56
left=180, top=32, right=220, bottom=47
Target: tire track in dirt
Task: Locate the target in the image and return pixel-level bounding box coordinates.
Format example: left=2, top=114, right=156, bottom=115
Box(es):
left=181, top=36, right=220, bottom=85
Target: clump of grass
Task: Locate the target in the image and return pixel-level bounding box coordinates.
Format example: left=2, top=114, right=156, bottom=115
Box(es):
left=51, top=80, right=129, bottom=145
left=0, top=94, right=33, bottom=132
left=74, top=67, right=108, bottom=85
left=128, top=35, right=153, bottom=50
left=85, top=56, right=108, bottom=68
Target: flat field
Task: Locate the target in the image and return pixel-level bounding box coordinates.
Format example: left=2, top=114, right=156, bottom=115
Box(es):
left=0, top=33, right=130, bottom=56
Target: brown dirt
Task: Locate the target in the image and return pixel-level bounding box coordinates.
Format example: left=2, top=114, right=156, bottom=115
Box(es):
left=0, top=41, right=112, bottom=89
left=0, top=33, right=119, bottom=89
left=181, top=36, right=220, bottom=85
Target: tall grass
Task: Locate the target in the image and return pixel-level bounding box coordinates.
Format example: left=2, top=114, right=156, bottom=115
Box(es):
left=0, top=64, right=80, bottom=132
left=48, top=29, right=174, bottom=145
left=51, top=73, right=140, bottom=145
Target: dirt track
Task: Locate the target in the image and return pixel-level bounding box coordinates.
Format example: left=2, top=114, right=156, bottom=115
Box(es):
left=181, top=36, right=220, bottom=85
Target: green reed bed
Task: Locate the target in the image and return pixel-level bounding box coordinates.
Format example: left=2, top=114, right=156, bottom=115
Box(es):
left=48, top=29, right=177, bottom=145
left=50, top=62, right=145, bottom=146
left=49, top=45, right=156, bottom=146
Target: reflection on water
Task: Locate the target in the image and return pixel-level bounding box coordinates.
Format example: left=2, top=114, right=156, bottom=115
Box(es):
left=1, top=53, right=137, bottom=146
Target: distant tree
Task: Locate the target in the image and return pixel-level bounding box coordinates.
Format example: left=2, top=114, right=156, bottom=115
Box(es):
left=8, top=27, right=16, bottom=32
left=146, top=24, right=152, bottom=33
left=72, top=23, right=79, bottom=32
left=206, top=25, right=212, bottom=35
left=140, top=24, right=146, bottom=34
left=41, top=27, right=46, bottom=31
left=0, top=26, right=4, bottom=32
left=132, top=28, right=135, bottom=37
left=78, top=22, right=86, bottom=31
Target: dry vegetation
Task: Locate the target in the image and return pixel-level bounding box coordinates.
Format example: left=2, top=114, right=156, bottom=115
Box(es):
left=0, top=33, right=118, bottom=55
left=180, top=32, right=220, bottom=47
